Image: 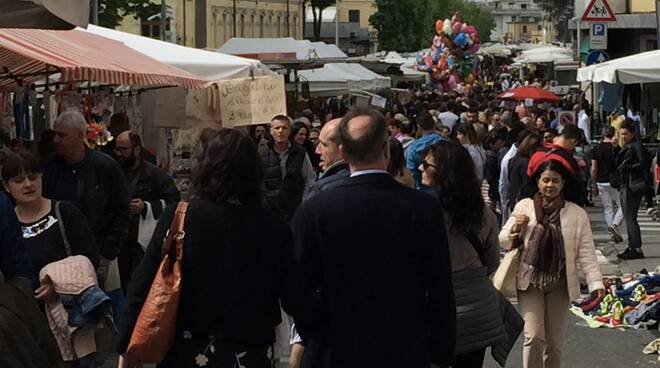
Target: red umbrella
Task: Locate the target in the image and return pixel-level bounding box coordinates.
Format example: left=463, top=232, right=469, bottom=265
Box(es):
left=498, top=87, right=561, bottom=102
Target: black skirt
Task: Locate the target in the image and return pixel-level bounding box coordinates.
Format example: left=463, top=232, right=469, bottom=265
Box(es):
left=159, top=331, right=273, bottom=368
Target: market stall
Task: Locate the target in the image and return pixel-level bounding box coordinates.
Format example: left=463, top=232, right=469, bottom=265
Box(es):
left=0, top=0, right=88, bottom=29
left=298, top=63, right=391, bottom=97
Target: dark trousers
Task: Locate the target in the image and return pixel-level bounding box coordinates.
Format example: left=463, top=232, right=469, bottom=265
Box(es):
left=453, top=348, right=485, bottom=368
left=118, top=240, right=145, bottom=293
left=621, top=187, right=643, bottom=249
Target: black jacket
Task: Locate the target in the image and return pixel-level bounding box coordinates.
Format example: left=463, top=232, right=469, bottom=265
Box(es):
left=302, top=161, right=349, bottom=201
left=291, top=173, right=456, bottom=368
left=117, top=199, right=305, bottom=357
left=508, top=155, right=530, bottom=210
left=42, top=150, right=130, bottom=259
left=617, top=139, right=653, bottom=205
left=124, top=160, right=180, bottom=241
left=0, top=192, right=33, bottom=284
left=259, top=142, right=307, bottom=220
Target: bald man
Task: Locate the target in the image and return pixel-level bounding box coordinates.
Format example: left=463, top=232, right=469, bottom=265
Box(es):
left=113, top=131, right=180, bottom=292
left=291, top=108, right=456, bottom=368
left=302, top=119, right=349, bottom=201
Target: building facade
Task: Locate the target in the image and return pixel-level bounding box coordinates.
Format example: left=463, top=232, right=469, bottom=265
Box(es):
left=486, top=0, right=557, bottom=43
left=118, top=0, right=304, bottom=49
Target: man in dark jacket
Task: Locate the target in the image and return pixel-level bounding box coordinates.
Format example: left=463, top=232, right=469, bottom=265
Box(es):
left=259, top=115, right=316, bottom=221
left=114, top=131, right=180, bottom=291
left=303, top=118, right=349, bottom=201
left=42, top=110, right=130, bottom=284
left=291, top=108, right=456, bottom=368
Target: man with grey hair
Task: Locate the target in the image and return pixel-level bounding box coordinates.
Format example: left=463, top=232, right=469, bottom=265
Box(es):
left=302, top=118, right=349, bottom=200
left=41, top=110, right=130, bottom=285
left=291, top=108, right=456, bottom=368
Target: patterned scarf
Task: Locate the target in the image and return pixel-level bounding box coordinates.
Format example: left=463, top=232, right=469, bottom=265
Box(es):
left=520, top=192, right=566, bottom=287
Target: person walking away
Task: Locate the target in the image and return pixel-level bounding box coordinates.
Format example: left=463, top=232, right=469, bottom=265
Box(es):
left=590, top=127, right=624, bottom=243
left=41, top=110, right=130, bottom=286
left=113, top=131, right=180, bottom=292
left=388, top=138, right=414, bottom=188
left=407, top=109, right=445, bottom=190
left=421, top=141, right=504, bottom=367
left=291, top=108, right=456, bottom=368
left=398, top=120, right=416, bottom=152
left=457, top=123, right=487, bottom=181
left=616, top=119, right=653, bottom=260
left=508, top=133, right=541, bottom=211
left=500, top=157, right=605, bottom=368
left=483, top=128, right=507, bottom=213
left=499, top=125, right=528, bottom=225
left=259, top=115, right=316, bottom=222
left=118, top=129, right=306, bottom=368
left=438, top=101, right=460, bottom=134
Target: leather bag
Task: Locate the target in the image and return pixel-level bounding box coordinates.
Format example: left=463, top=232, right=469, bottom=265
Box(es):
left=492, top=247, right=520, bottom=298
left=125, top=201, right=189, bottom=363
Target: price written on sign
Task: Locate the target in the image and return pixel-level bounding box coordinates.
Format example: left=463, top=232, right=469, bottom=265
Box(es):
left=218, top=75, right=287, bottom=127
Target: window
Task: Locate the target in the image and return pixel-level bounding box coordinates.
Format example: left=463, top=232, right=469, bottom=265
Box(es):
left=508, top=2, right=514, bottom=7
left=260, top=15, right=264, bottom=37
left=240, top=14, right=245, bottom=37
left=348, top=9, right=360, bottom=23
left=521, top=3, right=527, bottom=9
left=537, top=25, right=542, bottom=31
left=522, top=25, right=528, bottom=33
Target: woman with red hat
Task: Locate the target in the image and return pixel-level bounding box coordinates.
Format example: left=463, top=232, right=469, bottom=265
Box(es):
left=499, top=157, right=605, bottom=368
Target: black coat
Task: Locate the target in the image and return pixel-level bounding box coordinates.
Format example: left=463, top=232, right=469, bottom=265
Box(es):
left=302, top=161, right=349, bottom=201
left=42, top=150, right=130, bottom=260
left=291, top=173, right=456, bottom=368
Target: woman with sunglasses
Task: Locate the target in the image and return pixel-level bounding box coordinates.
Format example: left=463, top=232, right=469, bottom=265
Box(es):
left=420, top=141, right=503, bottom=368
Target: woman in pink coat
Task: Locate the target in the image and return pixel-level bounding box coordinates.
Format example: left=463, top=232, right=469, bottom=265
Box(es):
left=500, top=157, right=605, bottom=368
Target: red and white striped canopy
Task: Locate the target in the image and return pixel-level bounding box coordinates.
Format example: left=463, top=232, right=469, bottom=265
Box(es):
left=0, top=28, right=209, bottom=89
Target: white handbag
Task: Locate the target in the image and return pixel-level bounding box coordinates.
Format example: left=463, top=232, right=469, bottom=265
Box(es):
left=492, top=248, right=520, bottom=298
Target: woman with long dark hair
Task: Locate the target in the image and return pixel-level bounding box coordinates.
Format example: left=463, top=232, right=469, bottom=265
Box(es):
left=118, top=129, right=303, bottom=368
left=421, top=140, right=503, bottom=368
left=292, top=121, right=320, bottom=173
left=387, top=138, right=414, bottom=188
left=500, top=158, right=604, bottom=368
left=457, top=123, right=487, bottom=181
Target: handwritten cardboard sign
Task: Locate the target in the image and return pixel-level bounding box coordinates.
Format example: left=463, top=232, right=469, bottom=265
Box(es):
left=218, top=75, right=287, bottom=127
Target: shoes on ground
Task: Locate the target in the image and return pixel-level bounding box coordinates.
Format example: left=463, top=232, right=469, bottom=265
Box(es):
left=617, top=248, right=645, bottom=260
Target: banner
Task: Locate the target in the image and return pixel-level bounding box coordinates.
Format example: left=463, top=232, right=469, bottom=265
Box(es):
left=218, top=75, right=286, bottom=127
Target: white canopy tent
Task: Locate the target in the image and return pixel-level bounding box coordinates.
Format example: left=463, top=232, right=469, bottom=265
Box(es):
left=515, top=46, right=573, bottom=63
left=577, top=49, right=660, bottom=84
left=83, top=25, right=273, bottom=81
left=217, top=37, right=347, bottom=61
left=299, top=63, right=390, bottom=96
left=0, top=0, right=88, bottom=29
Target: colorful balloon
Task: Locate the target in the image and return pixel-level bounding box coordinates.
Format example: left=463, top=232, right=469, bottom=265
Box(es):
left=452, top=22, right=462, bottom=35
left=435, top=20, right=444, bottom=34
left=443, top=19, right=452, bottom=35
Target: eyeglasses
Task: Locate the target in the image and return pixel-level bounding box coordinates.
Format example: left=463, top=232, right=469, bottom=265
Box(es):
left=421, top=160, right=436, bottom=170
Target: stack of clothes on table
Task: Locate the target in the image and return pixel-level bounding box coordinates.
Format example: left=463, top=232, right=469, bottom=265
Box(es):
left=570, top=273, right=660, bottom=329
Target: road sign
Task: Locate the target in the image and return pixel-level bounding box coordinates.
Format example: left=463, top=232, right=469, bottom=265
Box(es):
left=590, top=23, right=608, bottom=49
left=586, top=50, right=610, bottom=65
left=558, top=111, right=576, bottom=127
left=582, top=0, right=617, bottom=22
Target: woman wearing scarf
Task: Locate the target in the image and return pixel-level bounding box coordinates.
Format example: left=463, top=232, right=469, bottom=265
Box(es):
left=500, top=156, right=605, bottom=368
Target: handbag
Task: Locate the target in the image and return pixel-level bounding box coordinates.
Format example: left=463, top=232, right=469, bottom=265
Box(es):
left=629, top=176, right=648, bottom=195
left=125, top=201, right=189, bottom=364
left=492, top=247, right=520, bottom=298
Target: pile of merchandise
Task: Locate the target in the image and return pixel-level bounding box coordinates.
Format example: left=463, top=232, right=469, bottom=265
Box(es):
left=571, top=272, right=660, bottom=330
left=415, top=12, right=480, bottom=92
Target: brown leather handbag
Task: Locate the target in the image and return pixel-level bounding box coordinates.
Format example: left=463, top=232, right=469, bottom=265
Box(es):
left=125, top=201, right=189, bottom=363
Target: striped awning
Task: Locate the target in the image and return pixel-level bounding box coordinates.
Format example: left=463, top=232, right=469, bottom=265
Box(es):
left=0, top=28, right=209, bottom=89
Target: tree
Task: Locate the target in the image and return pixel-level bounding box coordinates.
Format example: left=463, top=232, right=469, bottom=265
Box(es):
left=369, top=0, right=431, bottom=52
left=306, top=0, right=335, bottom=41
left=94, top=0, right=161, bottom=29
left=430, top=0, right=496, bottom=43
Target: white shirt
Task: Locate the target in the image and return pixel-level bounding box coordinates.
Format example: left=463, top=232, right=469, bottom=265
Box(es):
left=499, top=144, right=518, bottom=209
left=577, top=110, right=591, bottom=142
left=437, top=111, right=459, bottom=131
left=350, top=169, right=389, bottom=178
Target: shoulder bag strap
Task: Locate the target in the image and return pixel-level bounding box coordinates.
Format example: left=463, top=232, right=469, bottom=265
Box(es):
left=54, top=201, right=72, bottom=257
left=163, top=201, right=189, bottom=262
left=464, top=228, right=487, bottom=267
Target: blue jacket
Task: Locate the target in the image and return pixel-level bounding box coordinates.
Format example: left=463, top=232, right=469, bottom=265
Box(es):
left=0, top=192, right=33, bottom=285
left=406, top=133, right=445, bottom=190
left=302, top=161, right=350, bottom=201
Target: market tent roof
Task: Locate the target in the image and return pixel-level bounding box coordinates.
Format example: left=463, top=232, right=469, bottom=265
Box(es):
left=498, top=87, right=561, bottom=102
left=514, top=46, right=573, bottom=63
left=299, top=63, right=390, bottom=96
left=576, top=49, right=660, bottom=84
left=84, top=25, right=274, bottom=81
left=217, top=37, right=347, bottom=61
left=0, top=28, right=208, bottom=89
left=0, top=0, right=88, bottom=29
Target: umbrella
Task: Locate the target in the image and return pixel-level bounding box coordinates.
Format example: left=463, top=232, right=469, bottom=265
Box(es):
left=498, top=87, right=561, bottom=102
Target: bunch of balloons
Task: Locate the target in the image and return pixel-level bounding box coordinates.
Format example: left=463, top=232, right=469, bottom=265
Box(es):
left=415, top=13, right=480, bottom=92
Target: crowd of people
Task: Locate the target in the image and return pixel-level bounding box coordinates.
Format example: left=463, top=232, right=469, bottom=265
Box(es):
left=0, top=78, right=655, bottom=368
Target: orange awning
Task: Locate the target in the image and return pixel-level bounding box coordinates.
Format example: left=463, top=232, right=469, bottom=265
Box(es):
left=0, top=28, right=209, bottom=89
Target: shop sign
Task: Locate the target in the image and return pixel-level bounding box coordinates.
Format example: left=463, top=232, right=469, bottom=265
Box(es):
left=218, top=75, right=287, bottom=127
